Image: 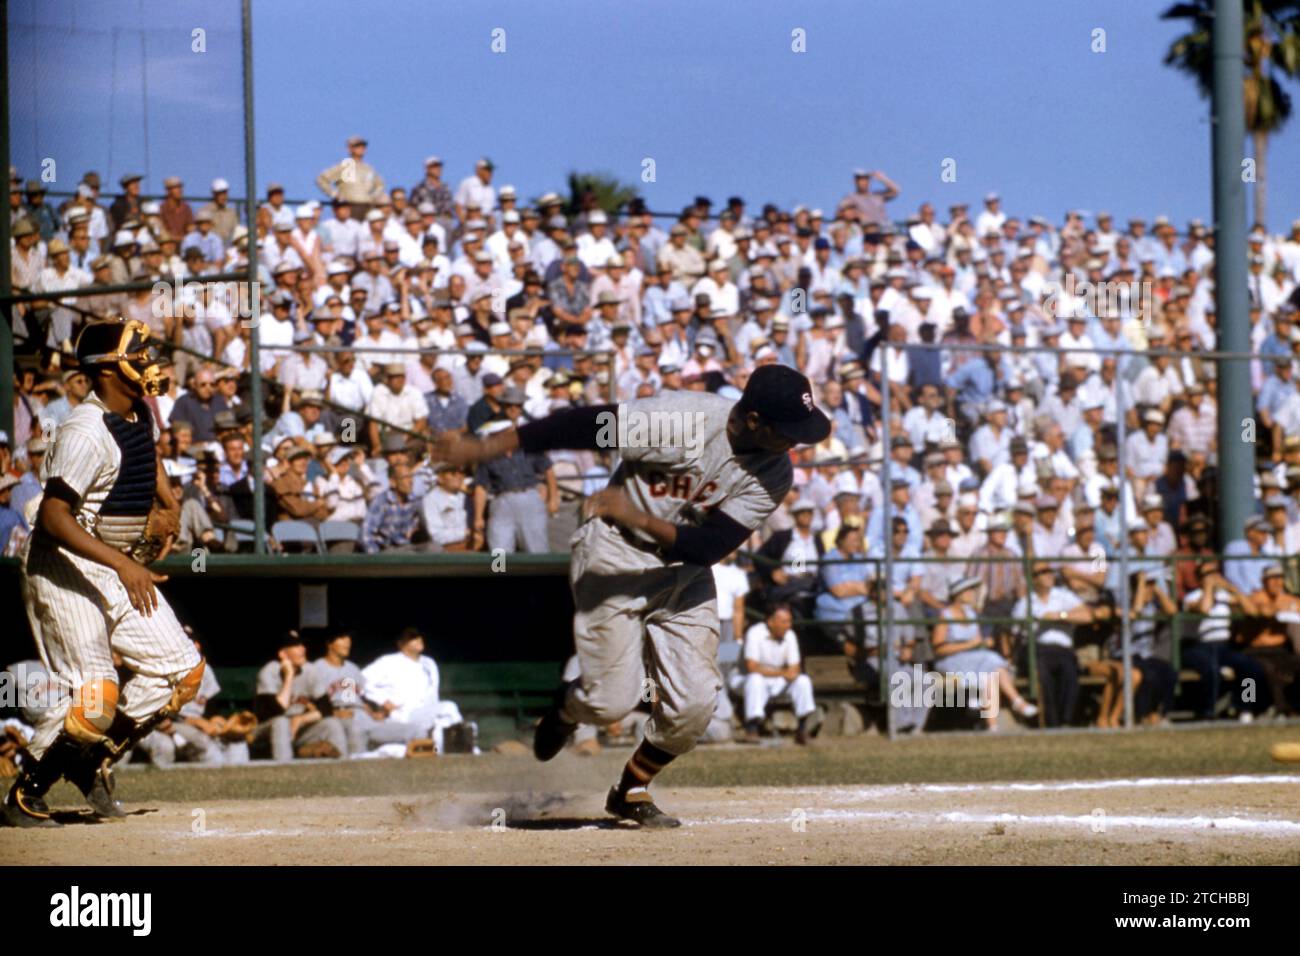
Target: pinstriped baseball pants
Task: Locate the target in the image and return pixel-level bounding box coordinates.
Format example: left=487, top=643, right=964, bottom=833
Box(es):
left=21, top=534, right=200, bottom=758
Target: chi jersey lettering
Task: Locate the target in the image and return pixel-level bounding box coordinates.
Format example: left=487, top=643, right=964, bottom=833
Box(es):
left=616, top=392, right=792, bottom=544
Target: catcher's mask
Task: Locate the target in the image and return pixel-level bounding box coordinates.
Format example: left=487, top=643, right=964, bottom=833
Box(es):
left=75, top=318, right=170, bottom=397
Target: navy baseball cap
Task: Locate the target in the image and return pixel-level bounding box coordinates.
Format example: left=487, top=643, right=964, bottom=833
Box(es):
left=737, top=364, right=831, bottom=445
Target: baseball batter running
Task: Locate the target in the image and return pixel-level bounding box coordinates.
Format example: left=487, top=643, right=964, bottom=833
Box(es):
left=3, top=318, right=205, bottom=827
left=436, top=364, right=829, bottom=827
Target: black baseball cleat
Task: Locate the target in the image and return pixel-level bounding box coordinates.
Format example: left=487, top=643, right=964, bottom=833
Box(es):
left=605, top=787, right=681, bottom=829
left=533, top=707, right=577, bottom=762
left=81, top=764, right=127, bottom=819
left=532, top=682, right=578, bottom=761
left=2, top=783, right=60, bottom=828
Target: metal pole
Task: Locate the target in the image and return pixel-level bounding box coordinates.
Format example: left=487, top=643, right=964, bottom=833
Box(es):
left=242, top=0, right=265, bottom=554
left=0, top=0, right=14, bottom=442
left=1211, top=0, right=1253, bottom=550
left=1116, top=387, right=1133, bottom=730
left=879, top=343, right=896, bottom=741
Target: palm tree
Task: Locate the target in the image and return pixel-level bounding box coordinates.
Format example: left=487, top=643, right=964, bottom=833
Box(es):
left=1162, top=0, right=1300, bottom=226
left=562, top=171, right=640, bottom=218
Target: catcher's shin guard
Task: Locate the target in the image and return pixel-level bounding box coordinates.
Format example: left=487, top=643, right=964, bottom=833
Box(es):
left=1, top=736, right=82, bottom=826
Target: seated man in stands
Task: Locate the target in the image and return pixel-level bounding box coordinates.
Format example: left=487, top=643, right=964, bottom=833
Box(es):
left=731, top=604, right=816, bottom=745
left=251, top=632, right=349, bottom=760
left=360, top=627, right=469, bottom=753
left=1181, top=562, right=1270, bottom=721
left=1244, top=565, right=1300, bottom=716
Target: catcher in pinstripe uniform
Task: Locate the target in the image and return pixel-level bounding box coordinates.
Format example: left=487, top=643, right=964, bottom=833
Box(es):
left=3, top=318, right=205, bottom=827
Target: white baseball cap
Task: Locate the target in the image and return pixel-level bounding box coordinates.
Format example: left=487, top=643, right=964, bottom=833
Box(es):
left=211, top=177, right=230, bottom=192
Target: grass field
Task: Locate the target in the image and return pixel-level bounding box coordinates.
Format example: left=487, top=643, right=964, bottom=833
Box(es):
left=4, top=723, right=1300, bottom=865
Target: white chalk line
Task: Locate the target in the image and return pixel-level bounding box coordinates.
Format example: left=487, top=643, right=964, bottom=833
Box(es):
left=688, top=808, right=1300, bottom=835
left=789, top=773, right=1300, bottom=803
left=184, top=775, right=1300, bottom=838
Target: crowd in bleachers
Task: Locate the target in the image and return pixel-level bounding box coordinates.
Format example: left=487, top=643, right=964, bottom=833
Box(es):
left=6, top=137, right=1300, bottom=732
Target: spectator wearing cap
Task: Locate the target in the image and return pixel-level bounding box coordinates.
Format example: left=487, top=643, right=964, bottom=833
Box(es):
left=425, top=365, right=469, bottom=437
left=319, top=196, right=366, bottom=264
left=22, top=179, right=58, bottom=241
left=196, top=177, right=239, bottom=246
left=1113, top=570, right=1180, bottom=725
left=409, top=155, right=454, bottom=224
left=1167, top=382, right=1216, bottom=459
left=366, top=363, right=428, bottom=455
left=1244, top=566, right=1300, bottom=715
left=466, top=371, right=507, bottom=433
left=618, top=345, right=662, bottom=402
left=1132, top=329, right=1183, bottom=417
left=8, top=435, right=45, bottom=521
left=1262, top=494, right=1300, bottom=586
left=917, top=519, right=966, bottom=616
left=422, top=462, right=472, bottom=551
left=360, top=462, right=428, bottom=553
left=1139, top=493, right=1177, bottom=559
left=1124, top=408, right=1169, bottom=500
left=158, top=175, right=193, bottom=239
left=840, top=168, right=899, bottom=227
left=270, top=442, right=330, bottom=524
left=755, top=498, right=824, bottom=617
left=316, top=135, right=386, bottom=214
left=964, top=511, right=1023, bottom=644
left=33, top=237, right=91, bottom=350
left=657, top=222, right=706, bottom=284
left=901, top=382, right=950, bottom=453
left=1014, top=562, right=1109, bottom=727
left=325, top=349, right=374, bottom=415
left=933, top=574, right=1039, bottom=728
left=37, top=367, right=91, bottom=430
left=548, top=255, right=593, bottom=334
left=0, top=473, right=29, bottom=555
left=979, top=436, right=1033, bottom=513
left=352, top=241, right=397, bottom=314
left=312, top=445, right=368, bottom=529
left=1182, top=562, right=1271, bottom=721
left=967, top=398, right=1014, bottom=476
left=108, top=172, right=143, bottom=232
left=454, top=157, right=497, bottom=224
left=252, top=632, right=349, bottom=760
left=472, top=396, right=557, bottom=553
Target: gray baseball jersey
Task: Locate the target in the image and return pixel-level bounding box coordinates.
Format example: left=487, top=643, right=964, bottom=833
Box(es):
left=613, top=391, right=793, bottom=549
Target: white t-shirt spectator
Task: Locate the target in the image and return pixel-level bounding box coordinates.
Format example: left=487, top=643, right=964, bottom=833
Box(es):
left=742, top=622, right=801, bottom=671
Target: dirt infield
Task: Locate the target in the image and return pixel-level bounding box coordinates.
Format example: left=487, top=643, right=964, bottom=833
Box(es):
left=6, top=728, right=1300, bottom=864
left=5, top=773, right=1300, bottom=865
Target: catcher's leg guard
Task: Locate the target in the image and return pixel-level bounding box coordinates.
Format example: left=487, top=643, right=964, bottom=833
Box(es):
left=167, top=659, right=206, bottom=714
left=1, top=735, right=83, bottom=826
left=64, top=679, right=119, bottom=746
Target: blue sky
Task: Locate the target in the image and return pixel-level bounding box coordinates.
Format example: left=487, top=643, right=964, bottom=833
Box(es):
left=9, top=0, right=1300, bottom=229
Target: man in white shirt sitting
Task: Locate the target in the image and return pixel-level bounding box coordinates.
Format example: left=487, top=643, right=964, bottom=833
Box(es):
left=360, top=628, right=466, bottom=753
left=729, top=605, right=816, bottom=745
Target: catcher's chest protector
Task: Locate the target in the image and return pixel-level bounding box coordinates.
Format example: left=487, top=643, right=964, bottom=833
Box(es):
left=96, top=402, right=156, bottom=552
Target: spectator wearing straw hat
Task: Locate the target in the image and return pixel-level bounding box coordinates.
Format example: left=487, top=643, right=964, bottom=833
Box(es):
left=366, top=363, right=428, bottom=455
left=1182, top=561, right=1270, bottom=721
left=471, top=393, right=556, bottom=553
left=1014, top=562, right=1111, bottom=727
left=932, top=574, right=1038, bottom=728
left=317, top=136, right=386, bottom=215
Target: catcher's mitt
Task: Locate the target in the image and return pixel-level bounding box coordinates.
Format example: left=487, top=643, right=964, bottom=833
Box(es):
left=219, top=711, right=257, bottom=743
left=131, top=502, right=181, bottom=564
